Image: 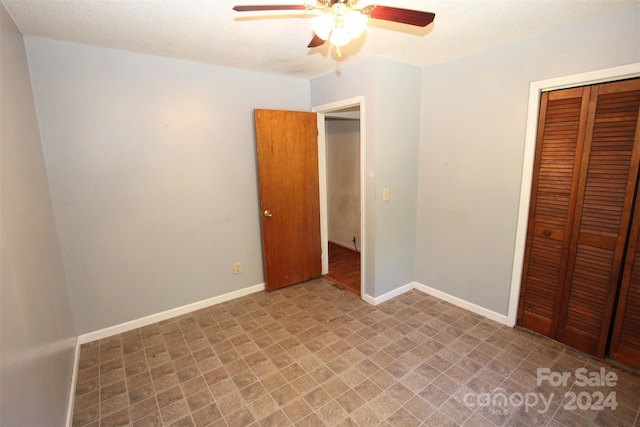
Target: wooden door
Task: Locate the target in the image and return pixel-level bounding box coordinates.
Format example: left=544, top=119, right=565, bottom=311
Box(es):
left=556, top=79, right=640, bottom=357
left=517, top=87, right=591, bottom=336
left=518, top=78, right=640, bottom=360
left=610, top=176, right=640, bottom=370
left=254, top=109, right=322, bottom=291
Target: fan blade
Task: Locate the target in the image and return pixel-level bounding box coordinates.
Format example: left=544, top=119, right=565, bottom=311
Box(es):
left=307, top=34, right=326, bottom=48
left=369, top=5, right=435, bottom=27
left=233, top=5, right=306, bottom=12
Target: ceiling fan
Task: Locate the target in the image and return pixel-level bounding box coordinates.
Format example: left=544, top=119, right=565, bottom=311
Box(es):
left=233, top=0, right=435, bottom=56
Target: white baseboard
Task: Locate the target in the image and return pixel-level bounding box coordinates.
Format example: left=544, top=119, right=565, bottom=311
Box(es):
left=412, top=282, right=509, bottom=325
left=362, top=282, right=414, bottom=306
left=363, top=281, right=508, bottom=326
left=66, top=337, right=81, bottom=427
left=78, top=283, right=265, bottom=344
left=362, top=293, right=376, bottom=305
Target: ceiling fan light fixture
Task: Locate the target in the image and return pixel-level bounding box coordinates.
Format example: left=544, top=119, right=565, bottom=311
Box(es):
left=344, top=10, right=367, bottom=38
left=314, top=5, right=367, bottom=49
left=329, top=25, right=350, bottom=47
left=311, top=12, right=334, bottom=40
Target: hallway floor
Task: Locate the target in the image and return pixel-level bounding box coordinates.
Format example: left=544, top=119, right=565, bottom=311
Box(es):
left=325, top=242, right=360, bottom=296
left=72, top=278, right=640, bottom=426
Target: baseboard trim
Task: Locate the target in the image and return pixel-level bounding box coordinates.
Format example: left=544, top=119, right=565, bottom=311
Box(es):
left=362, top=293, right=376, bottom=305
left=412, top=282, right=509, bottom=325
left=363, top=282, right=414, bottom=306
left=363, top=281, right=508, bottom=325
left=66, top=337, right=81, bottom=427
left=78, top=283, right=266, bottom=344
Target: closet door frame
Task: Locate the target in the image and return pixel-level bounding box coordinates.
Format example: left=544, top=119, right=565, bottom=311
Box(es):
left=508, top=63, right=640, bottom=327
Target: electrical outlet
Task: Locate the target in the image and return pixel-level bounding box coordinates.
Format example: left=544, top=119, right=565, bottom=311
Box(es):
left=383, top=187, right=390, bottom=201
left=234, top=262, right=242, bottom=275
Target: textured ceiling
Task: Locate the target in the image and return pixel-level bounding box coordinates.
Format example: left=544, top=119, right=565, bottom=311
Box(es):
left=3, top=0, right=639, bottom=79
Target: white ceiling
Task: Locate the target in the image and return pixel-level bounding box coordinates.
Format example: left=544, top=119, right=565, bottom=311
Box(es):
left=3, top=0, right=639, bottom=79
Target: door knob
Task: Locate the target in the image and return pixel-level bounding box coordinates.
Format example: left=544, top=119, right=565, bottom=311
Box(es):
left=263, top=210, right=273, bottom=218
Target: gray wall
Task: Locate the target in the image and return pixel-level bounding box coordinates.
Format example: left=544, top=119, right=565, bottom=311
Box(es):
left=312, top=58, right=422, bottom=298
left=373, top=60, right=421, bottom=295
left=415, top=6, right=640, bottom=315
left=25, top=37, right=311, bottom=334
left=0, top=5, right=76, bottom=426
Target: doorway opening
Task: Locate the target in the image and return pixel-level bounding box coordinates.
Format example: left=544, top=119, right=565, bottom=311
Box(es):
left=314, top=97, right=365, bottom=298
left=324, top=109, right=361, bottom=294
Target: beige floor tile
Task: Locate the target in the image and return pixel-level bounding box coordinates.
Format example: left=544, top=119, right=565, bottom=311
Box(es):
left=71, top=278, right=640, bottom=427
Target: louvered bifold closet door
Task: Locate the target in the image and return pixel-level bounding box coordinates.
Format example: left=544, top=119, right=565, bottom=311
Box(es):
left=557, top=78, right=640, bottom=358
left=610, top=178, right=640, bottom=370
left=517, top=87, right=591, bottom=335
left=606, top=81, right=640, bottom=369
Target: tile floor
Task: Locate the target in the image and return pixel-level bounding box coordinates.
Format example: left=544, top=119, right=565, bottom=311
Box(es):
left=71, top=278, right=640, bottom=426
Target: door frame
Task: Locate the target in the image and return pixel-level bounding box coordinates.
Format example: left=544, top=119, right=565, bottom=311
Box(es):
left=313, top=96, right=366, bottom=299
left=507, top=63, right=640, bottom=327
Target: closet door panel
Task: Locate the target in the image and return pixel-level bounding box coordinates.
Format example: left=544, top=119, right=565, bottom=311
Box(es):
left=518, top=88, right=590, bottom=335
left=558, top=79, right=640, bottom=357
left=610, top=191, right=640, bottom=370
left=609, top=84, right=640, bottom=370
